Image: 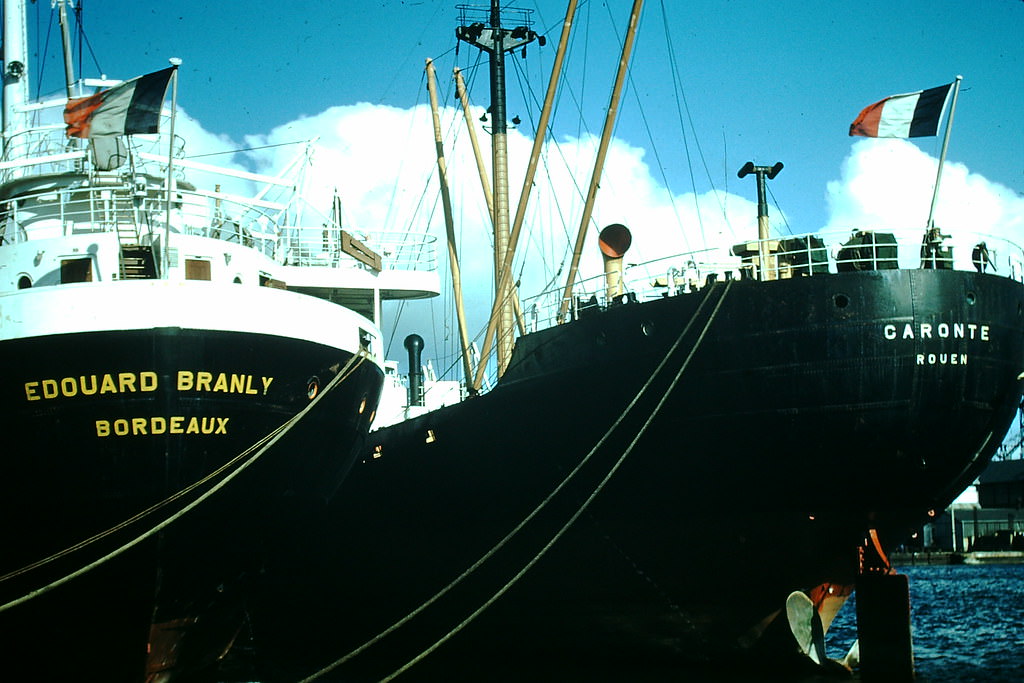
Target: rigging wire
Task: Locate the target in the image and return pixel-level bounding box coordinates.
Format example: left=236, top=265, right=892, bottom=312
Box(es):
left=503, top=6, right=603, bottom=295
left=71, top=1, right=103, bottom=80
left=185, top=140, right=308, bottom=160
left=299, top=280, right=733, bottom=682
left=32, top=4, right=56, bottom=101
left=380, top=284, right=732, bottom=682
left=658, top=0, right=731, bottom=237
left=766, top=182, right=794, bottom=236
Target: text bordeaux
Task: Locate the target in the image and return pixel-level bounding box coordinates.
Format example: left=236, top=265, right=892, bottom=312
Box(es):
left=96, top=416, right=229, bottom=437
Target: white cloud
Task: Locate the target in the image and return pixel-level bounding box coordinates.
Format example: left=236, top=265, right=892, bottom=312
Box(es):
left=825, top=139, right=1024, bottom=239
left=186, top=106, right=1024, bottom=376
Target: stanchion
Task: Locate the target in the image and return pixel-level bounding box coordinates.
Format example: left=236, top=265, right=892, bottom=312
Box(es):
left=856, top=529, right=914, bottom=681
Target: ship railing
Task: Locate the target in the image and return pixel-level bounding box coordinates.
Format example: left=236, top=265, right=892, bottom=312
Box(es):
left=0, top=121, right=188, bottom=181
left=279, top=228, right=438, bottom=273
left=0, top=171, right=438, bottom=274
left=0, top=127, right=88, bottom=181
left=521, top=226, right=1024, bottom=331
left=0, top=179, right=281, bottom=255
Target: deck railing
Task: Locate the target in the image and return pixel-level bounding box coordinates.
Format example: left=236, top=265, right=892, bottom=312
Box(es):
left=522, top=226, right=1024, bottom=331
left=0, top=178, right=437, bottom=273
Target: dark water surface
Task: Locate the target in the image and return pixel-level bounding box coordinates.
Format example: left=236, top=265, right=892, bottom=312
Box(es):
left=825, top=563, right=1024, bottom=683
left=235, top=563, right=1022, bottom=682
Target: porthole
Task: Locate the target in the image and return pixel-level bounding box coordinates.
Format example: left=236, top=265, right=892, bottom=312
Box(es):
left=641, top=320, right=655, bottom=337
left=965, top=291, right=976, bottom=306
left=833, top=293, right=849, bottom=309
left=307, top=377, right=320, bottom=400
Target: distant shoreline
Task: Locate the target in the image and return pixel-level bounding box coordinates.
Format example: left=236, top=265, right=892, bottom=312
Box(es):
left=891, top=550, right=1024, bottom=566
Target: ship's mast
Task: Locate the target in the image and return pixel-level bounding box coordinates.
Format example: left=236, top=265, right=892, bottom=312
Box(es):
left=557, top=0, right=644, bottom=322
left=470, top=0, right=576, bottom=394
left=2, top=0, right=31, bottom=144
left=456, top=1, right=541, bottom=376
left=426, top=58, right=475, bottom=389
left=56, top=0, right=78, bottom=98
left=737, top=161, right=783, bottom=281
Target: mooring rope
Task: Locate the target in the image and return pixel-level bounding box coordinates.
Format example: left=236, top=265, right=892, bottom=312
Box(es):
left=300, top=281, right=732, bottom=682
left=0, top=351, right=369, bottom=614
left=0, top=426, right=283, bottom=586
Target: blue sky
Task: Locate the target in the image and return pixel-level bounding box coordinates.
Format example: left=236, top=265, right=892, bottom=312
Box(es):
left=19, top=0, right=1024, bottom=374
left=29, top=0, right=1023, bottom=227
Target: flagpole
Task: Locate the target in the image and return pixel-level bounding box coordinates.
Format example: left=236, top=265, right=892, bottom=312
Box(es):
left=926, top=75, right=962, bottom=229
left=163, top=59, right=181, bottom=279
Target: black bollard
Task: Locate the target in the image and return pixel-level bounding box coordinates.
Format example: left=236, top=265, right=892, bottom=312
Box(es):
left=404, top=334, right=424, bottom=407
left=856, top=570, right=914, bottom=681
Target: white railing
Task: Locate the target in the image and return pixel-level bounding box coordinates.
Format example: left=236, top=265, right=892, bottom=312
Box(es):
left=0, top=172, right=437, bottom=274
left=280, top=228, right=437, bottom=272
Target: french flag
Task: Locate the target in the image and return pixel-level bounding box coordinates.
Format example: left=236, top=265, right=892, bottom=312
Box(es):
left=64, top=67, right=176, bottom=139
left=849, top=83, right=953, bottom=138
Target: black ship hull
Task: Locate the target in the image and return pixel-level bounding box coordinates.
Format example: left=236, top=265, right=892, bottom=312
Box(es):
left=0, top=324, right=382, bottom=681
left=245, top=268, right=1024, bottom=680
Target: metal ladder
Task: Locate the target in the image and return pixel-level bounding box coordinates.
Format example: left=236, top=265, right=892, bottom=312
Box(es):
left=104, top=190, right=157, bottom=280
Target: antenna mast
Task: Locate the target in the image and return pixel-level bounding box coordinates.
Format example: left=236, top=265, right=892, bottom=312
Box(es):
left=456, top=1, right=542, bottom=377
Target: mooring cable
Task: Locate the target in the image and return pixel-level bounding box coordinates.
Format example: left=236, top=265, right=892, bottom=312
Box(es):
left=0, top=350, right=368, bottom=586
left=379, top=281, right=732, bottom=681
left=0, top=351, right=369, bottom=614
left=0, top=426, right=282, bottom=586
left=299, top=281, right=732, bottom=682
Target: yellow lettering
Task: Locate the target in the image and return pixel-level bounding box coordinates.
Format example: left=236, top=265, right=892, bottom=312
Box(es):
left=43, top=379, right=58, bottom=399
left=132, top=417, right=148, bottom=435
left=261, top=377, right=274, bottom=395
left=197, top=372, right=213, bottom=392
left=245, top=375, right=258, bottom=395
left=118, top=373, right=136, bottom=393
left=80, top=375, right=98, bottom=395
left=230, top=374, right=246, bottom=393
left=151, top=416, right=167, bottom=434
left=178, top=371, right=194, bottom=391
left=213, top=373, right=228, bottom=392
left=25, top=381, right=40, bottom=401
left=100, top=374, right=117, bottom=393
left=90, top=414, right=230, bottom=437
left=60, top=377, right=78, bottom=397
left=140, top=372, right=158, bottom=391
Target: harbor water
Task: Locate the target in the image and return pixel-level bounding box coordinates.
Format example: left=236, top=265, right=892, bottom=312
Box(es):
left=825, top=563, right=1024, bottom=683
left=230, top=562, right=1023, bottom=682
